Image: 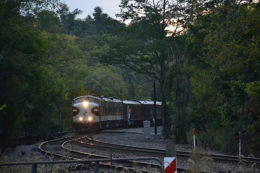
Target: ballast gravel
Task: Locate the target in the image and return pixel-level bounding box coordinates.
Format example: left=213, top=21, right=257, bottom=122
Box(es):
left=92, top=126, right=259, bottom=172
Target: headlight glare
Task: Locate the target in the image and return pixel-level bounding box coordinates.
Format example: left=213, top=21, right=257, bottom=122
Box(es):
left=78, top=116, right=83, bottom=121
left=87, top=116, right=93, bottom=122
left=82, top=101, right=89, bottom=108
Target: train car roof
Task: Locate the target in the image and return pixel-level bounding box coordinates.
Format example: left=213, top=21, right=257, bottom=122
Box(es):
left=73, top=95, right=161, bottom=105
left=123, top=100, right=140, bottom=105
left=122, top=100, right=162, bottom=105
left=73, top=95, right=100, bottom=100
left=139, top=101, right=162, bottom=105
left=100, top=97, right=122, bottom=102
left=73, top=95, right=123, bottom=103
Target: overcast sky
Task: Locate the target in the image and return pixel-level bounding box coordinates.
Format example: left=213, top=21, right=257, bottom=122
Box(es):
left=61, top=0, right=122, bottom=19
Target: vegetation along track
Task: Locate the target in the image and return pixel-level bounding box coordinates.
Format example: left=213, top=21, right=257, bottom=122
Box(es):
left=177, top=150, right=260, bottom=167
left=38, top=135, right=163, bottom=172
left=72, top=134, right=260, bottom=170
left=66, top=134, right=260, bottom=166
left=38, top=132, right=260, bottom=172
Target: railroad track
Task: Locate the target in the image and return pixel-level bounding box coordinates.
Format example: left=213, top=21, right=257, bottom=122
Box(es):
left=38, top=131, right=260, bottom=172
left=65, top=134, right=260, bottom=165
left=73, top=136, right=166, bottom=157
left=38, top=135, right=164, bottom=172
left=176, top=150, right=260, bottom=165
left=68, top=135, right=260, bottom=171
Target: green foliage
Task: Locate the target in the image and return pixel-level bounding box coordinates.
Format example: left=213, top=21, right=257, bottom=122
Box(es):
left=0, top=0, right=153, bottom=150
left=36, top=10, right=61, bottom=33
left=0, top=0, right=87, bottom=148
left=1, top=0, right=258, bottom=157
left=245, top=81, right=260, bottom=98
left=185, top=2, right=260, bottom=155
left=84, top=65, right=128, bottom=98
left=97, top=0, right=192, bottom=138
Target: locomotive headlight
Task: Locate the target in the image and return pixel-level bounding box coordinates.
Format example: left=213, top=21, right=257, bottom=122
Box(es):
left=87, top=116, right=93, bottom=122
left=82, top=101, right=89, bottom=108
left=78, top=116, right=83, bottom=121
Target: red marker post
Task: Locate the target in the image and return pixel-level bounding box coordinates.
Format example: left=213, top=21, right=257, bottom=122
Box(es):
left=164, top=157, right=177, bottom=173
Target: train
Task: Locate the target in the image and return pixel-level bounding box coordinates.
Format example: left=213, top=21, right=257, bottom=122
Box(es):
left=72, top=95, right=162, bottom=131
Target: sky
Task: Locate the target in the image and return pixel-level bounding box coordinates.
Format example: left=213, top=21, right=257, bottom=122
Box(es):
left=61, top=0, right=122, bottom=19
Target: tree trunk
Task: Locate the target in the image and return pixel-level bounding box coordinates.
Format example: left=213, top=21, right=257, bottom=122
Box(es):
left=161, top=86, right=171, bottom=137
left=175, top=73, right=189, bottom=143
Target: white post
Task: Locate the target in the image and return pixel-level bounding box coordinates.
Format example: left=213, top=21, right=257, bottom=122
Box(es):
left=193, top=128, right=196, bottom=150
left=239, top=131, right=241, bottom=157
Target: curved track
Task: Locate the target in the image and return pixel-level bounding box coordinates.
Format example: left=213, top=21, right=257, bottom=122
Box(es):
left=68, top=135, right=260, bottom=171
left=38, top=134, right=163, bottom=172
left=72, top=136, right=166, bottom=157
left=38, top=131, right=260, bottom=172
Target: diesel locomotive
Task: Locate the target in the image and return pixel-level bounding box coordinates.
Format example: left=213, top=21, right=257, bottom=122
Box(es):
left=72, top=95, right=162, bottom=131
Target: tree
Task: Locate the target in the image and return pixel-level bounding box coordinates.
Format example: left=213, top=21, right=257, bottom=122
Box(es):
left=36, top=10, right=61, bottom=33
left=84, top=65, right=128, bottom=98
left=184, top=1, right=260, bottom=155
left=93, top=7, right=108, bottom=34
left=0, top=0, right=90, bottom=149
left=96, top=0, right=191, bottom=138
left=0, top=0, right=63, bottom=148
left=93, top=6, right=125, bottom=35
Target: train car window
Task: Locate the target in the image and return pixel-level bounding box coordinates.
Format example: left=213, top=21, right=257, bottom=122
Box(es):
left=116, top=103, right=119, bottom=114
left=103, top=101, right=107, bottom=116
left=109, top=103, right=112, bottom=115
left=107, top=102, right=111, bottom=115
left=110, top=102, right=113, bottom=115
left=100, top=99, right=105, bottom=116
left=111, top=102, right=114, bottom=115
left=104, top=101, right=109, bottom=116
left=112, top=102, right=115, bottom=115
left=108, top=102, right=111, bottom=115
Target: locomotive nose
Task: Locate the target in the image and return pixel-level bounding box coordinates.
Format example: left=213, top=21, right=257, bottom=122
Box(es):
left=82, top=101, right=89, bottom=108
left=91, top=106, right=99, bottom=116
left=72, top=107, right=79, bottom=116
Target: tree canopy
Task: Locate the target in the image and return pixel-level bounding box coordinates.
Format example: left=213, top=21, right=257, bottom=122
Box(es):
left=0, top=0, right=259, bottom=157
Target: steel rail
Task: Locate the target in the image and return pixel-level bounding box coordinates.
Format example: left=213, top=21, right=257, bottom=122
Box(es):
left=80, top=135, right=260, bottom=165
left=62, top=136, right=163, bottom=171
left=73, top=136, right=166, bottom=156
left=38, top=136, right=164, bottom=172
left=176, top=151, right=260, bottom=164
left=38, top=136, right=80, bottom=160
left=84, top=135, right=260, bottom=162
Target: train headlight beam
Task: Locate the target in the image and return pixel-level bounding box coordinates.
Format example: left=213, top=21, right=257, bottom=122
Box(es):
left=87, top=116, right=93, bottom=122
left=82, top=101, right=89, bottom=108
left=78, top=116, right=83, bottom=121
